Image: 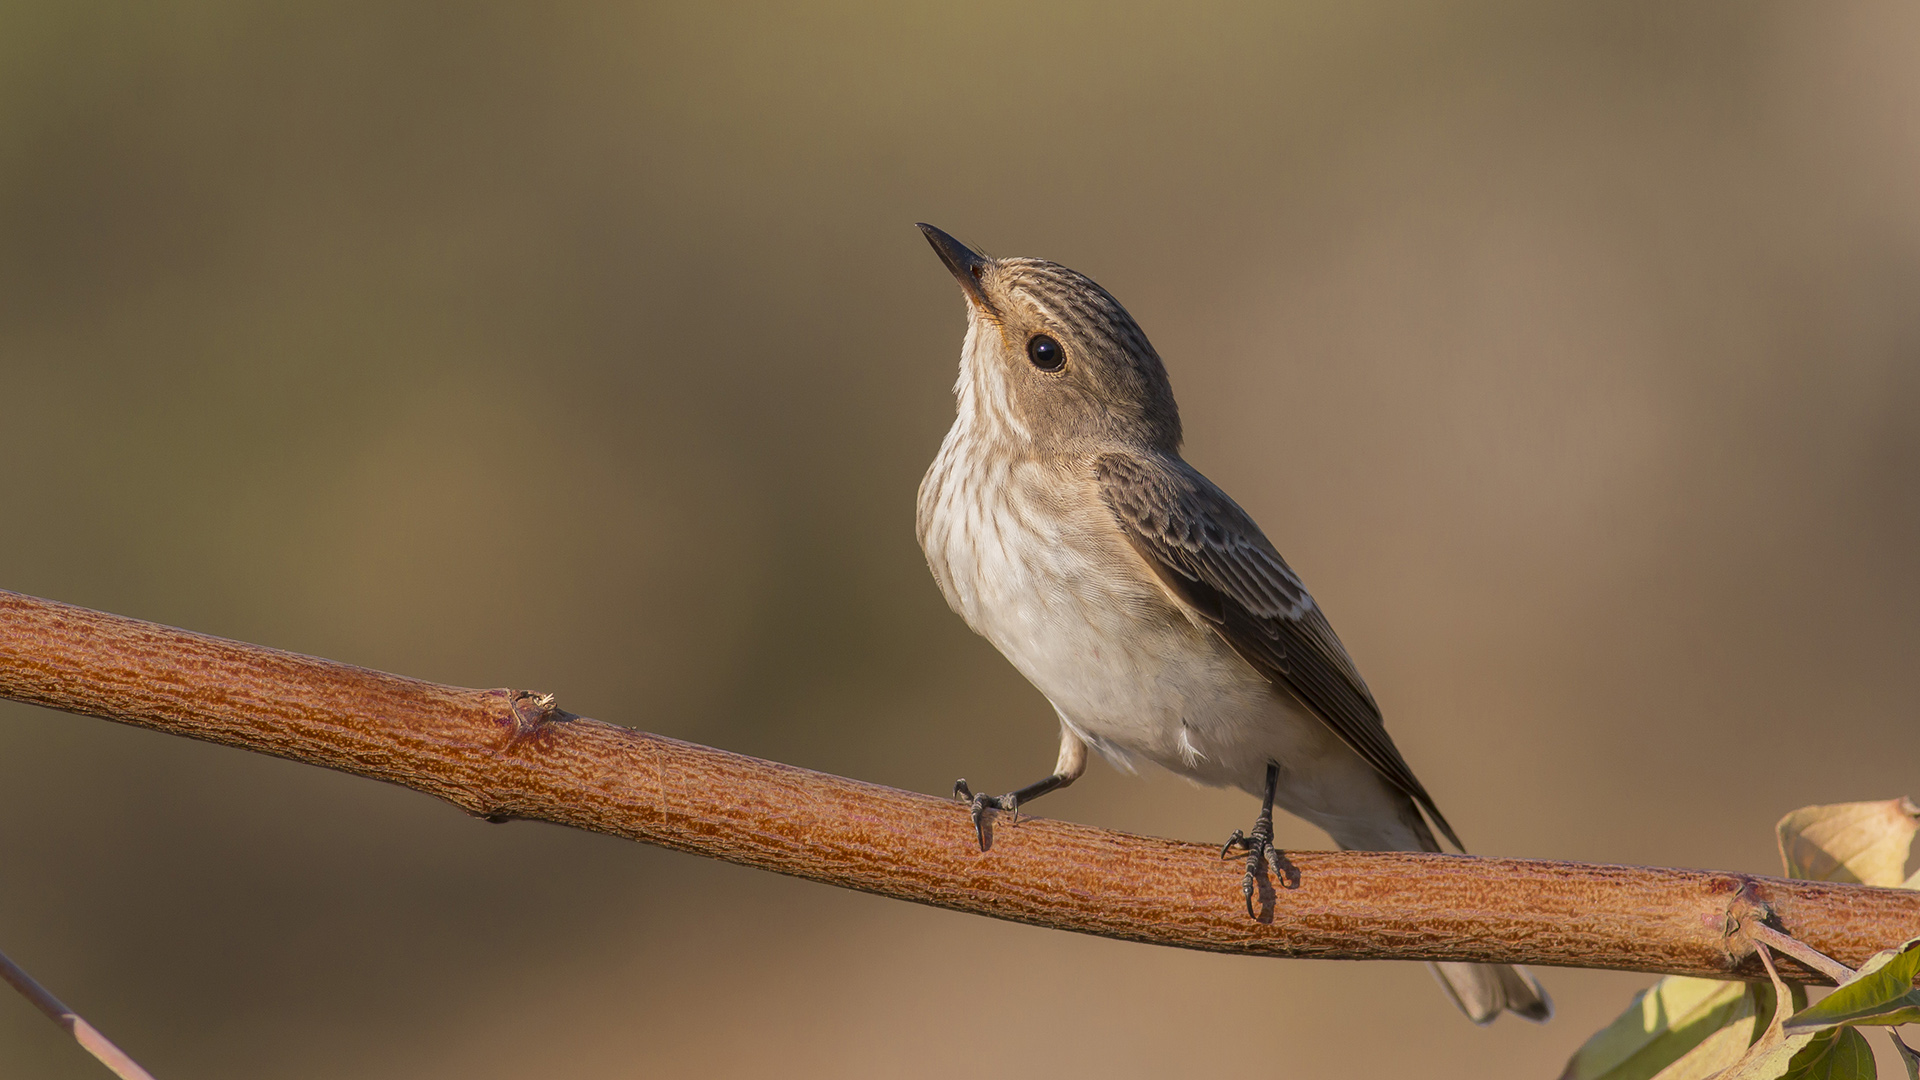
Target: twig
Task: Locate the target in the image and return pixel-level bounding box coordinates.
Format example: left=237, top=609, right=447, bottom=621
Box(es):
left=1745, top=921, right=1857, bottom=983
left=1, top=944, right=157, bottom=1080
left=2, top=589, right=1916, bottom=982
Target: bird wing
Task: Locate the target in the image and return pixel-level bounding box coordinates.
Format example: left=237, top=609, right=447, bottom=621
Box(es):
left=1093, top=450, right=1462, bottom=850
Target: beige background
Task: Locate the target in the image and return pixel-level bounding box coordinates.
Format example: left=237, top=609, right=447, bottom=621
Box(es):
left=3, top=3, right=1917, bottom=1076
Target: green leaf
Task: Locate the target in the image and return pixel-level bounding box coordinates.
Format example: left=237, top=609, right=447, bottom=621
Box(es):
left=1777, top=1026, right=1875, bottom=1080
left=1776, top=798, right=1920, bottom=886
left=1785, top=938, right=1920, bottom=1032
left=1890, top=1031, right=1920, bottom=1080
left=1557, top=977, right=1758, bottom=1080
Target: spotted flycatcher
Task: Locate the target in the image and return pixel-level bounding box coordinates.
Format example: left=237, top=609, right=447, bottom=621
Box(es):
left=913, top=224, right=1550, bottom=1025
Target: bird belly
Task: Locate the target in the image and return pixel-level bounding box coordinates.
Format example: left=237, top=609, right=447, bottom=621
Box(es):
left=922, top=456, right=1326, bottom=790
left=1003, top=583, right=1419, bottom=849
left=920, top=448, right=1423, bottom=848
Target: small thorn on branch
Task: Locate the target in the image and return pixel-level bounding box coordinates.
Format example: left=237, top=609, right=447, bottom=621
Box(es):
left=500, top=689, right=565, bottom=750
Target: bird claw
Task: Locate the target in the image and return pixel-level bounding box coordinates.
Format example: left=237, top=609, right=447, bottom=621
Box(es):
left=952, top=779, right=1016, bottom=851
left=1220, top=823, right=1285, bottom=919
left=1218, top=829, right=1250, bottom=861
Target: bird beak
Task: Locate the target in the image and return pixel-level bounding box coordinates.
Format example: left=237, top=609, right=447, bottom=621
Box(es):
left=916, top=223, right=997, bottom=316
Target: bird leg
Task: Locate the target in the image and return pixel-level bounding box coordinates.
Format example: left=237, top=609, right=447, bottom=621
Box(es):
left=952, top=724, right=1086, bottom=851
left=1220, top=762, right=1288, bottom=919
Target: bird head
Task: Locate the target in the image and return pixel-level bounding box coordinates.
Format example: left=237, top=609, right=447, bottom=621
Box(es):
left=917, top=223, right=1182, bottom=455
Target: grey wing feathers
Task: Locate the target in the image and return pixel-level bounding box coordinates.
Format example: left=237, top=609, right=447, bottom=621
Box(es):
left=1094, top=451, right=1464, bottom=851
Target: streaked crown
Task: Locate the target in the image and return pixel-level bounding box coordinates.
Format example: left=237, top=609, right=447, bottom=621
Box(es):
left=918, top=224, right=1182, bottom=454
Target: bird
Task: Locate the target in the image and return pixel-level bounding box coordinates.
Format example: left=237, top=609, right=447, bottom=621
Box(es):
left=912, top=223, right=1551, bottom=1025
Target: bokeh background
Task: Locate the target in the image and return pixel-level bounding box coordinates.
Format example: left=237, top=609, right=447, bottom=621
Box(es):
left=3, top=2, right=1917, bottom=1076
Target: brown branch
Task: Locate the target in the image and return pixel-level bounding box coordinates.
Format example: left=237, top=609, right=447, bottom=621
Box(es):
left=2, top=589, right=1915, bottom=983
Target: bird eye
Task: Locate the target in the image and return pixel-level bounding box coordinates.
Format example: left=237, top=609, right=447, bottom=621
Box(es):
left=1026, top=334, right=1064, bottom=371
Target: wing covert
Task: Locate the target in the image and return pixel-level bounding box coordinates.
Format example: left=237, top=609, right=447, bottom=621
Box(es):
left=1094, top=451, right=1463, bottom=850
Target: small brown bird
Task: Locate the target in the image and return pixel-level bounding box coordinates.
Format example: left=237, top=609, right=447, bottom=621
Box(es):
left=914, top=223, right=1550, bottom=1025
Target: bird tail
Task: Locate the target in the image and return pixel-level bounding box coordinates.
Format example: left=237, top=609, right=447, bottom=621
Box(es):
left=1341, top=797, right=1554, bottom=1025
left=1428, top=962, right=1554, bottom=1025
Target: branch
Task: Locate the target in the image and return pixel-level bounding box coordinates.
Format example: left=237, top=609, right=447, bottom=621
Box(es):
left=2, top=590, right=1914, bottom=983
left=1, top=944, right=157, bottom=1080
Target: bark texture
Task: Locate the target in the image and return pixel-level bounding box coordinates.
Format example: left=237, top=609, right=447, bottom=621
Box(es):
left=3, top=590, right=1914, bottom=982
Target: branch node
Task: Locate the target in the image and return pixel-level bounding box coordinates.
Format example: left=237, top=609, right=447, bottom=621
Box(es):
left=469, top=690, right=572, bottom=822
left=500, top=689, right=566, bottom=750
left=1719, top=875, right=1770, bottom=950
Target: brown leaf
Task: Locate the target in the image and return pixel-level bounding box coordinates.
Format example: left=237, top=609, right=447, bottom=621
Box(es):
left=1776, top=798, right=1920, bottom=887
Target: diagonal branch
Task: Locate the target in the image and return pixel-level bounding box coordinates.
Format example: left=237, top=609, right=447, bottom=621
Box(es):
left=0, top=944, right=157, bottom=1080
left=2, top=589, right=1915, bottom=983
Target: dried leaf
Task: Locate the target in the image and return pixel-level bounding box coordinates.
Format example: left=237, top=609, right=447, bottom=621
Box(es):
left=1776, top=798, right=1920, bottom=886
left=1559, top=977, right=1756, bottom=1080
left=1786, top=939, right=1920, bottom=1032
left=1658, top=981, right=1806, bottom=1080
left=1646, top=1000, right=1765, bottom=1080
left=1713, top=948, right=1822, bottom=1079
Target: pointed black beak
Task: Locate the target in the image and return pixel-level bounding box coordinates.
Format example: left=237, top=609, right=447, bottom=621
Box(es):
left=916, top=223, right=996, bottom=314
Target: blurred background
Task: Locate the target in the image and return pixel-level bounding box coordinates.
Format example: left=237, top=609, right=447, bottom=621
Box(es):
left=2, top=2, right=1916, bottom=1076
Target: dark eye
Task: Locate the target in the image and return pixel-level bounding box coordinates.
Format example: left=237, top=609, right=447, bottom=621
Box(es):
left=1026, top=334, right=1064, bottom=371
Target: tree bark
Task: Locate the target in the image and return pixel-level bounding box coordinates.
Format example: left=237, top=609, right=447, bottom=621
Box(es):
left=2, top=589, right=1913, bottom=983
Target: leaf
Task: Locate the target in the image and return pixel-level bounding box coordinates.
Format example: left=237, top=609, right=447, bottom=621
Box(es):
left=1776, top=798, right=1920, bottom=886
left=1713, top=947, right=1823, bottom=1079
left=1574, top=800, right=1916, bottom=1080
left=1559, top=977, right=1757, bottom=1080
left=1786, top=938, right=1920, bottom=1032
left=1890, top=1031, right=1920, bottom=1080
left=1659, top=980, right=1807, bottom=1080
left=1645, top=999, right=1765, bottom=1080
left=1777, top=1026, right=1875, bottom=1080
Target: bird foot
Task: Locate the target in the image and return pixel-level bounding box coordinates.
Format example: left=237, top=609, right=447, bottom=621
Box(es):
left=952, top=779, right=1019, bottom=851
left=1220, top=823, right=1289, bottom=919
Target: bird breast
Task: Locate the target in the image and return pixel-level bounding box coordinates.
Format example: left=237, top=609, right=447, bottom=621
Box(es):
left=917, top=428, right=1285, bottom=782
